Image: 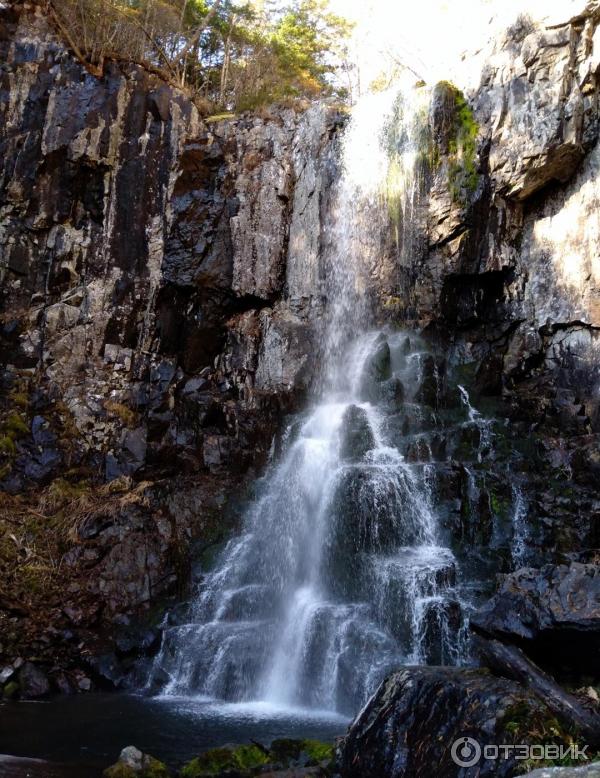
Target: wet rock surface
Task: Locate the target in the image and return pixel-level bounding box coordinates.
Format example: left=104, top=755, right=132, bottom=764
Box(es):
left=471, top=559, right=600, bottom=681
left=337, top=557, right=600, bottom=776
left=337, top=666, right=583, bottom=778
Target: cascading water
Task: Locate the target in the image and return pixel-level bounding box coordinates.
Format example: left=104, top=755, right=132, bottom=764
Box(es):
left=148, top=83, right=469, bottom=715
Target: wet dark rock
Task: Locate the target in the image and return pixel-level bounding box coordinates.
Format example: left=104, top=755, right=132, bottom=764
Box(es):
left=359, top=338, right=392, bottom=401
left=380, top=376, right=405, bottom=408
left=18, top=661, right=50, bottom=699
left=415, top=355, right=445, bottom=409
left=404, top=437, right=431, bottom=462
left=337, top=666, right=575, bottom=778
left=470, top=560, right=600, bottom=681
left=114, top=626, right=161, bottom=656
left=420, top=598, right=463, bottom=664
left=87, top=652, right=128, bottom=688
left=339, top=405, right=375, bottom=462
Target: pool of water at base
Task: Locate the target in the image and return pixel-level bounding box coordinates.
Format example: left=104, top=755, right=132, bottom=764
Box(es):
left=0, top=693, right=349, bottom=777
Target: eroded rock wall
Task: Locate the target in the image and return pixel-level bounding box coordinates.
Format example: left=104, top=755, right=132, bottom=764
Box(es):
left=385, top=3, right=600, bottom=567
left=0, top=2, right=339, bottom=687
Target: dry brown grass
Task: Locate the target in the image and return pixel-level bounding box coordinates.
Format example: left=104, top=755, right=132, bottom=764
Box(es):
left=0, top=476, right=151, bottom=606
left=104, top=400, right=138, bottom=428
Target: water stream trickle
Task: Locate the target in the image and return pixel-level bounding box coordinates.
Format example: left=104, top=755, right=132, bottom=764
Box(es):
left=148, top=82, right=470, bottom=716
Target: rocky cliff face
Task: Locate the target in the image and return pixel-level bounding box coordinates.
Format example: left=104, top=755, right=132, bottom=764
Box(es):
left=0, top=0, right=599, bottom=704
left=399, top=4, right=600, bottom=567
left=338, top=5, right=600, bottom=771
left=0, top=2, right=339, bottom=689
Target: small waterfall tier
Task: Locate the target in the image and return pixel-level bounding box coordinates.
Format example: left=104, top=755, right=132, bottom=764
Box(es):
left=148, top=331, right=470, bottom=714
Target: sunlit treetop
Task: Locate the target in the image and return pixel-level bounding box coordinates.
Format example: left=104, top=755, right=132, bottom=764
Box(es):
left=49, top=0, right=354, bottom=110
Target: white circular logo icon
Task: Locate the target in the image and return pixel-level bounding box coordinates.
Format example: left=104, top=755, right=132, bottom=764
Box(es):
left=451, top=736, right=482, bottom=767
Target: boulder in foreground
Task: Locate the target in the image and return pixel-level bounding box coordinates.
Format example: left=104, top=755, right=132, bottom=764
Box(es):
left=337, top=667, right=590, bottom=778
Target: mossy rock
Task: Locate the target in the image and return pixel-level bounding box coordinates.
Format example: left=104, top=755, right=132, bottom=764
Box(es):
left=269, top=739, right=334, bottom=767
left=181, top=740, right=335, bottom=776
left=180, top=744, right=269, bottom=777
left=2, top=681, right=19, bottom=699
left=0, top=435, right=16, bottom=455
left=6, top=412, right=29, bottom=437
left=103, top=747, right=170, bottom=778
left=104, top=760, right=169, bottom=778
left=432, top=80, right=480, bottom=203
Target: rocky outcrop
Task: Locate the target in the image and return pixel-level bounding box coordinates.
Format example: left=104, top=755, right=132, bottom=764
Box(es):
left=337, top=558, right=600, bottom=777
left=0, top=2, right=340, bottom=688
left=407, top=2, right=600, bottom=430
left=338, top=666, right=586, bottom=778
left=399, top=2, right=600, bottom=572
left=471, top=559, right=600, bottom=681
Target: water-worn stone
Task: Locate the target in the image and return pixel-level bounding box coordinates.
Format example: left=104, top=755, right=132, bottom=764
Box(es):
left=18, top=661, right=50, bottom=699
left=103, top=745, right=170, bottom=777
left=337, top=667, right=581, bottom=778
left=339, top=405, right=375, bottom=461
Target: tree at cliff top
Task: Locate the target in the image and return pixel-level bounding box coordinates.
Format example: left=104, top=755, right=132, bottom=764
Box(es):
left=48, top=0, right=352, bottom=109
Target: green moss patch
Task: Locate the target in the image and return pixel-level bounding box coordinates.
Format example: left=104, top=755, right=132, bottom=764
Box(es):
left=103, top=755, right=170, bottom=778
left=181, top=739, right=334, bottom=777
left=181, top=744, right=269, bottom=777
left=433, top=81, right=480, bottom=203
left=269, top=737, right=333, bottom=765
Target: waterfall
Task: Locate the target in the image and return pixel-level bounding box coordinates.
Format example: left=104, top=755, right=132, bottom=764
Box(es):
left=147, top=83, right=469, bottom=715
left=511, top=483, right=529, bottom=568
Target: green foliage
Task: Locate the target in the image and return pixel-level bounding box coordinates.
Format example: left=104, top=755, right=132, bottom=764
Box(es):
left=0, top=403, right=30, bottom=478
left=50, top=0, right=352, bottom=111
left=271, top=0, right=352, bottom=96
left=0, top=436, right=16, bottom=456
left=269, top=737, right=333, bottom=764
